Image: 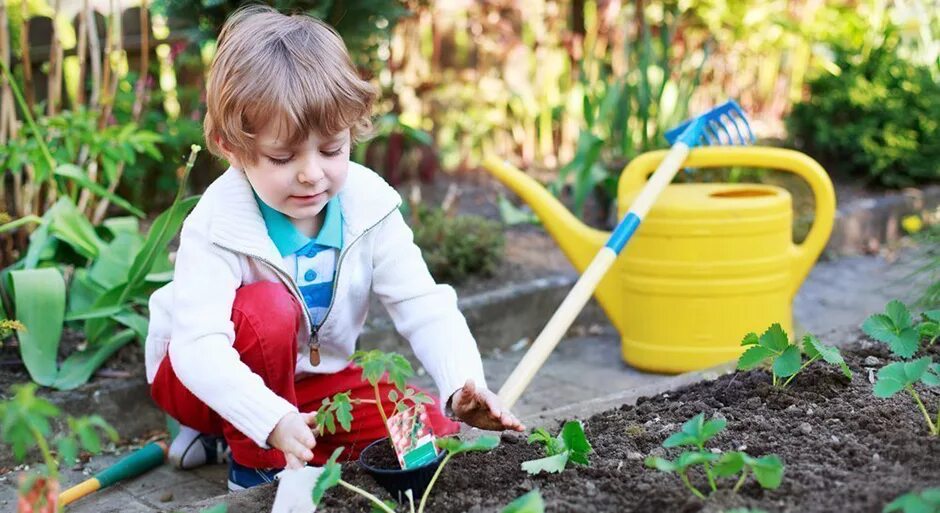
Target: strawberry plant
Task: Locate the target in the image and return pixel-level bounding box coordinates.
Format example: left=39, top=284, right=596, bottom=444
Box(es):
left=645, top=413, right=784, bottom=500
left=863, top=300, right=939, bottom=357
left=1, top=383, right=118, bottom=512
left=883, top=487, right=940, bottom=513
left=737, top=324, right=851, bottom=388
left=863, top=300, right=940, bottom=436
left=311, top=436, right=500, bottom=513
left=521, top=420, right=592, bottom=474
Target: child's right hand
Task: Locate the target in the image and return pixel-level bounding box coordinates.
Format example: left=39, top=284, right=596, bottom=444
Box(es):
left=268, top=411, right=317, bottom=469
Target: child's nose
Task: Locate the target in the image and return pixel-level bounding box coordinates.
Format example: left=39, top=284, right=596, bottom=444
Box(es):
left=297, top=160, right=325, bottom=184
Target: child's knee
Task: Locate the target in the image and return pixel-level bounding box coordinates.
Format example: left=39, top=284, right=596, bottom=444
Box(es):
left=232, top=281, right=302, bottom=342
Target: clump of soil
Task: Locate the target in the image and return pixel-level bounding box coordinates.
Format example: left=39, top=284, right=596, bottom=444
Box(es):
left=302, top=338, right=939, bottom=513
left=360, top=439, right=401, bottom=470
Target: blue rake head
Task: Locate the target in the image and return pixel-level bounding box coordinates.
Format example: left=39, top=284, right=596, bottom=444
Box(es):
left=665, top=99, right=755, bottom=148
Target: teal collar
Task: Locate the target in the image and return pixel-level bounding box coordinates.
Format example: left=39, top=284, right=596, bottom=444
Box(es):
left=255, top=194, right=344, bottom=256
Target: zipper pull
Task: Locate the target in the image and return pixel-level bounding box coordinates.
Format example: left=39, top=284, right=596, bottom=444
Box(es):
left=308, top=329, right=321, bottom=366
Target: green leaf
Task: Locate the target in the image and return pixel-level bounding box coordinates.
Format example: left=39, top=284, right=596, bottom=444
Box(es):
left=675, top=450, right=719, bottom=469
left=559, top=420, right=592, bottom=460
left=874, top=358, right=931, bottom=398
left=713, top=451, right=745, bottom=477
left=54, top=164, right=145, bottom=217
left=521, top=452, right=569, bottom=474
left=102, top=216, right=140, bottom=236
left=500, top=490, right=545, bottom=513
left=803, top=335, right=852, bottom=379
left=644, top=455, right=677, bottom=472
left=12, top=268, right=66, bottom=386
left=53, top=330, right=135, bottom=390
left=198, top=505, right=228, bottom=513
left=311, top=447, right=344, bottom=505
left=862, top=313, right=897, bottom=344
left=893, top=329, right=922, bottom=359
left=740, top=332, right=759, bottom=346
left=45, top=197, right=106, bottom=259
left=886, top=300, right=913, bottom=330
left=923, top=311, right=940, bottom=323
left=436, top=435, right=499, bottom=455
left=88, top=233, right=143, bottom=290
left=737, top=345, right=774, bottom=370
left=760, top=323, right=790, bottom=352
left=700, top=418, right=727, bottom=442
left=772, top=345, right=803, bottom=378
left=57, top=436, right=79, bottom=465
left=749, top=454, right=784, bottom=489
left=920, top=362, right=940, bottom=387
left=883, top=488, right=940, bottom=513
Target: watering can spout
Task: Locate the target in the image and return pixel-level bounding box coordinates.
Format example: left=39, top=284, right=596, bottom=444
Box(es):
left=483, top=156, right=623, bottom=329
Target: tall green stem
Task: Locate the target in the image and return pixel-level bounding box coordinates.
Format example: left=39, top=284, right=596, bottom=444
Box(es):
left=781, top=357, right=817, bottom=388
left=732, top=468, right=749, bottom=494
left=0, top=59, right=57, bottom=170
left=373, top=384, right=393, bottom=442
left=337, top=479, right=395, bottom=513
left=907, top=387, right=937, bottom=434
left=28, top=426, right=58, bottom=480
left=418, top=453, right=452, bottom=513
left=679, top=470, right=707, bottom=500
left=703, top=462, right=717, bottom=492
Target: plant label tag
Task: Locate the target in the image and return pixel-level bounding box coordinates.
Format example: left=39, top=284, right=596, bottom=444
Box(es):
left=387, top=404, right=438, bottom=469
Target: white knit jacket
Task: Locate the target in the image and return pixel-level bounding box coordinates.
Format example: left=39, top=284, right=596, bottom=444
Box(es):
left=145, top=163, right=487, bottom=448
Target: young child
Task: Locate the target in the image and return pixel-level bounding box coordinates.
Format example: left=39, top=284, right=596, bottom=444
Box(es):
left=144, top=5, right=524, bottom=491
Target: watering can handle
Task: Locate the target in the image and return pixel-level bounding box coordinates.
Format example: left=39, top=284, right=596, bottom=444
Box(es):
left=620, top=146, right=836, bottom=298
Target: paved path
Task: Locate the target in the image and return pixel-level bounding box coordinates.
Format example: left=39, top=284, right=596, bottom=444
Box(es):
left=0, top=248, right=928, bottom=512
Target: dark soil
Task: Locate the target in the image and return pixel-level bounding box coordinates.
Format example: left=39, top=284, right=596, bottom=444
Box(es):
left=298, top=338, right=939, bottom=513
left=0, top=328, right=145, bottom=393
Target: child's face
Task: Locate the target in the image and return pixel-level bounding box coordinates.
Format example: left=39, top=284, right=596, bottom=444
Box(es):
left=229, top=119, right=350, bottom=225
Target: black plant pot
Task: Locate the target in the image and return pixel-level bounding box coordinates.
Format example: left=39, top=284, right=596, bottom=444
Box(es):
left=357, top=437, right=446, bottom=503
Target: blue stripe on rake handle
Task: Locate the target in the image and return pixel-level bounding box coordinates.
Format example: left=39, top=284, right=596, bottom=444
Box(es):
left=605, top=212, right=641, bottom=253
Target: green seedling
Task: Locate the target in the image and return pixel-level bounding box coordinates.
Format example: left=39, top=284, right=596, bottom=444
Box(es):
left=521, top=420, right=592, bottom=474
left=1, top=383, right=118, bottom=512
left=312, top=436, right=500, bottom=513
left=873, top=357, right=940, bottom=435
left=737, top=323, right=851, bottom=388
left=501, top=490, right=545, bottom=513
left=863, top=300, right=940, bottom=436
left=645, top=413, right=784, bottom=500
left=862, top=300, right=939, bottom=357
left=883, top=487, right=940, bottom=513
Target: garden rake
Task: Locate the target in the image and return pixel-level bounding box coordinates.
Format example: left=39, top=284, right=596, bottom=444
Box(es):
left=496, top=100, right=756, bottom=408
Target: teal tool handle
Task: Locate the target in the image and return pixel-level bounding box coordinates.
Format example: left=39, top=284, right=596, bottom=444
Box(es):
left=95, top=441, right=167, bottom=488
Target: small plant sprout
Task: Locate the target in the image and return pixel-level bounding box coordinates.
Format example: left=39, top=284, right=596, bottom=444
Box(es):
left=418, top=436, right=500, bottom=513
left=862, top=300, right=937, bottom=357
left=883, top=487, right=940, bottom=513
left=645, top=413, right=784, bottom=500
left=0, top=383, right=118, bottom=512
left=737, top=323, right=851, bottom=388
left=312, top=447, right=397, bottom=513
left=521, top=420, right=593, bottom=475
left=500, top=489, right=545, bottom=513
left=873, top=357, right=940, bottom=435
left=863, top=300, right=940, bottom=436
left=311, top=437, right=500, bottom=513
left=350, top=350, right=435, bottom=447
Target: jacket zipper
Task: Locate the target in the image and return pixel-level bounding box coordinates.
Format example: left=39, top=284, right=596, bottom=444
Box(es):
left=214, top=205, right=399, bottom=364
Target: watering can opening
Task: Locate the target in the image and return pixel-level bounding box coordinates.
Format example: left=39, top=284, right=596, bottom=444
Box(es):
left=709, top=189, right=777, bottom=199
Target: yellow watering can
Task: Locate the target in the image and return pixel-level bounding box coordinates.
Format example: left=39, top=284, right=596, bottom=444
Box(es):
left=485, top=146, right=835, bottom=375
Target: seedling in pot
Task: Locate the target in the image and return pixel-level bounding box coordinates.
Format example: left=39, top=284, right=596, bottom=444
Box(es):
left=737, top=324, right=851, bottom=388
left=645, top=413, right=784, bottom=500
left=883, top=487, right=940, bottom=513
left=312, top=436, right=500, bottom=513
left=863, top=300, right=939, bottom=357
left=521, top=420, right=592, bottom=474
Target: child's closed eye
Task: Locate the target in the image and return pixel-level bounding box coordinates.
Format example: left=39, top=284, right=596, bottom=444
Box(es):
left=267, top=155, right=294, bottom=166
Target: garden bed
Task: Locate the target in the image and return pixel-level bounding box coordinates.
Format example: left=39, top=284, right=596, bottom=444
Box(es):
left=202, top=336, right=938, bottom=512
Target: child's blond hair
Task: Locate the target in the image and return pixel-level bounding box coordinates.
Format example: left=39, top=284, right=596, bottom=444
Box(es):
left=204, top=4, right=376, bottom=165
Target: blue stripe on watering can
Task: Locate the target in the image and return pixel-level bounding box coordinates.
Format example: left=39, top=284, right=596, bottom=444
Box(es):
left=605, top=212, right=642, bottom=253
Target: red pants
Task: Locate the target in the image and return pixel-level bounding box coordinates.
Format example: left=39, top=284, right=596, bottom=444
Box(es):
left=150, top=281, right=460, bottom=469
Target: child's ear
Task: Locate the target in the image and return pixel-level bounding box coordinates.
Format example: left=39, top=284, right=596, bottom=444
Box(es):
left=217, top=137, right=243, bottom=169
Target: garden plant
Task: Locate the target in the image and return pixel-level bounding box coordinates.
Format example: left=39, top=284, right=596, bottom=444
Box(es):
left=521, top=419, right=592, bottom=475
left=737, top=323, right=852, bottom=388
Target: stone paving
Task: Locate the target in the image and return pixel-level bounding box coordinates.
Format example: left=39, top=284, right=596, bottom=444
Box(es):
left=0, top=248, right=926, bottom=512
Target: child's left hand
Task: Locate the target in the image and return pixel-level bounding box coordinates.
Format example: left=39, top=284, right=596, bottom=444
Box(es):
left=449, top=379, right=526, bottom=432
